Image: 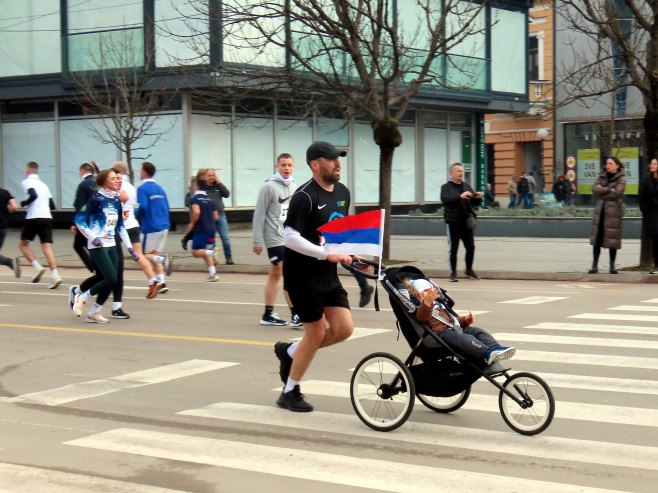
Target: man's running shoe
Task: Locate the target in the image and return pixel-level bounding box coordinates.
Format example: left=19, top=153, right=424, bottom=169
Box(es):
left=158, top=283, right=169, bottom=294
left=289, top=313, right=303, bottom=329
left=164, top=253, right=173, bottom=277
left=225, top=256, right=235, bottom=265
left=207, top=274, right=219, bottom=282
left=86, top=313, right=109, bottom=324
left=359, top=285, right=374, bottom=307
left=13, top=257, right=21, bottom=278
left=449, top=272, right=458, bottom=282
left=276, top=385, right=313, bottom=412
left=111, top=308, right=130, bottom=319
left=146, top=282, right=163, bottom=299
left=72, top=294, right=86, bottom=317
left=32, top=266, right=46, bottom=283
left=464, top=269, right=480, bottom=280
left=48, top=274, right=62, bottom=289
left=260, top=313, right=286, bottom=326
left=68, top=285, right=78, bottom=310
left=485, top=346, right=516, bottom=365
left=274, top=341, right=293, bottom=383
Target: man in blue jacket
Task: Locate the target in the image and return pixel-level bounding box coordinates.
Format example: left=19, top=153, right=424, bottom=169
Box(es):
left=136, top=162, right=172, bottom=293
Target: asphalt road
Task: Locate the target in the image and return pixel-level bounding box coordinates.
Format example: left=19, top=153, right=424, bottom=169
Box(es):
left=0, top=268, right=657, bottom=492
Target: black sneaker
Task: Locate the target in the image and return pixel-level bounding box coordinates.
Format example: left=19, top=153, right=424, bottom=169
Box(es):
left=111, top=308, right=130, bottom=319
left=276, top=385, right=313, bottom=412
left=225, top=256, right=235, bottom=265
left=359, top=285, right=374, bottom=308
left=158, top=283, right=169, bottom=294
left=464, top=269, right=480, bottom=280
left=274, top=341, right=293, bottom=383
left=449, top=272, right=458, bottom=282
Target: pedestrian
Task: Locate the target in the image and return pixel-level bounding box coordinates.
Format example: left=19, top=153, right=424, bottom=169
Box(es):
left=639, top=158, right=658, bottom=274
left=252, top=153, right=302, bottom=327
left=507, top=176, right=517, bottom=209
left=186, top=176, right=219, bottom=281
left=588, top=157, right=626, bottom=274
left=527, top=171, right=538, bottom=208
left=72, top=169, right=139, bottom=323
left=0, top=185, right=20, bottom=277
left=483, top=183, right=500, bottom=208
left=440, top=162, right=483, bottom=282
left=274, top=141, right=355, bottom=412
left=203, top=168, right=234, bottom=265
left=17, top=161, right=62, bottom=288
left=552, top=175, right=569, bottom=206
left=113, top=161, right=163, bottom=299
left=136, top=162, right=172, bottom=293
left=516, top=173, right=530, bottom=209
left=71, top=162, right=99, bottom=273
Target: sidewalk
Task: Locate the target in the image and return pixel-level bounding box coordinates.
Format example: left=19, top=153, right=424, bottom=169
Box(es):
left=2, top=228, right=654, bottom=283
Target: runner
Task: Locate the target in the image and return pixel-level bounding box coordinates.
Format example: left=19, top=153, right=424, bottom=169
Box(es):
left=185, top=176, right=219, bottom=281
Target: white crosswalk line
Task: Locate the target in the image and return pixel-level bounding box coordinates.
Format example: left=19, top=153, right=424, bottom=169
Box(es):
left=571, top=313, right=658, bottom=323
left=609, top=305, right=658, bottom=312
left=499, top=296, right=569, bottom=305
left=2, top=360, right=237, bottom=406
left=178, top=402, right=658, bottom=472
left=514, top=349, right=658, bottom=369
left=556, top=284, right=596, bottom=289
left=527, top=372, right=658, bottom=395
left=494, top=332, right=658, bottom=350
left=0, top=463, right=188, bottom=492
left=642, top=298, right=658, bottom=303
left=291, top=380, right=658, bottom=428
left=526, top=322, right=658, bottom=336
left=65, top=428, right=629, bottom=493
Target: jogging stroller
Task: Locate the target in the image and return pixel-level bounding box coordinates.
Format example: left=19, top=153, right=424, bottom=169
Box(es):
left=344, top=260, right=555, bottom=436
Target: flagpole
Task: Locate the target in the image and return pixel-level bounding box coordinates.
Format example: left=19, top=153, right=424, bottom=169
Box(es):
left=377, top=208, right=385, bottom=279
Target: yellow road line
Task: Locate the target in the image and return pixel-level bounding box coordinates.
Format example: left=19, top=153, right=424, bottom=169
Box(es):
left=0, top=322, right=272, bottom=346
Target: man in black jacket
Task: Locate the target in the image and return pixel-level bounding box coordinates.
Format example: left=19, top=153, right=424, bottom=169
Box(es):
left=440, top=163, right=483, bottom=282
left=71, top=162, right=98, bottom=272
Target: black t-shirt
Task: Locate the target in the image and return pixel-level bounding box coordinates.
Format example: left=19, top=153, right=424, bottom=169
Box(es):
left=283, top=179, right=351, bottom=292
left=0, top=188, right=14, bottom=229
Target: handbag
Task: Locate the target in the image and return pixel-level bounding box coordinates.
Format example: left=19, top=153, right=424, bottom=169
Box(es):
left=466, top=213, right=477, bottom=230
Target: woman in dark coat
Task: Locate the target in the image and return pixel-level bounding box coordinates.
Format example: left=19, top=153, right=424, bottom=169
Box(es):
left=588, top=157, right=626, bottom=274
left=639, top=158, right=658, bottom=273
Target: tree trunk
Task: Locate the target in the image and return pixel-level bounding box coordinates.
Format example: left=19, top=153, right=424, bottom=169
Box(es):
left=641, top=108, right=658, bottom=267
left=372, top=119, right=402, bottom=261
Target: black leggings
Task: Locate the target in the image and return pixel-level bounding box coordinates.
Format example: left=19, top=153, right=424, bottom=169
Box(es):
left=447, top=222, right=475, bottom=273
left=85, top=247, right=119, bottom=306
left=0, top=229, right=11, bottom=267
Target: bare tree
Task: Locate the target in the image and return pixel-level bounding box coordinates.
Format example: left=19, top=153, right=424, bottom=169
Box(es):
left=68, top=28, right=175, bottom=182
left=556, top=0, right=655, bottom=267
left=169, top=0, right=488, bottom=259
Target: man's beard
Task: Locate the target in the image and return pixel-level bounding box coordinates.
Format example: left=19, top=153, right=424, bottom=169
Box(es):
left=321, top=168, right=340, bottom=184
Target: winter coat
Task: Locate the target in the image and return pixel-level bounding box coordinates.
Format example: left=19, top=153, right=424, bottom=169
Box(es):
left=440, top=180, right=482, bottom=225
left=639, top=174, right=658, bottom=236
left=516, top=177, right=530, bottom=194
left=589, top=170, right=626, bottom=249
left=552, top=180, right=569, bottom=202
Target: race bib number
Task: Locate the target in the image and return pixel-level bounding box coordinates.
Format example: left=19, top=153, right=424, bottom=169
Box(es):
left=279, top=203, right=290, bottom=222
left=104, top=210, right=118, bottom=237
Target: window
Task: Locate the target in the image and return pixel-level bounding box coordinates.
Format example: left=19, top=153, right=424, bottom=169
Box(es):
left=491, top=8, right=527, bottom=94
left=529, top=36, right=539, bottom=81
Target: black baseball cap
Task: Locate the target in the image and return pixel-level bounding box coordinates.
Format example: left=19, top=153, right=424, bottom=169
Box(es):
left=306, top=141, right=347, bottom=164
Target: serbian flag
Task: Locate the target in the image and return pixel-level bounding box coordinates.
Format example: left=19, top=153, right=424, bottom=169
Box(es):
left=318, top=209, right=385, bottom=257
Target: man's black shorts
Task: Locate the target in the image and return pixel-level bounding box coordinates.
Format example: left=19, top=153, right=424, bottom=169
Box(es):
left=287, top=285, right=350, bottom=324
left=21, top=218, right=53, bottom=243
left=267, top=245, right=285, bottom=265
left=127, top=226, right=141, bottom=245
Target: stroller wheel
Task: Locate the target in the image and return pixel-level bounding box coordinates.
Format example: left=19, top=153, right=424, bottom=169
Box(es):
left=417, top=386, right=471, bottom=413
left=499, top=372, right=555, bottom=436
left=350, top=352, right=415, bottom=432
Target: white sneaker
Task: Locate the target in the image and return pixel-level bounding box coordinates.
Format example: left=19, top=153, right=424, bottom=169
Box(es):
left=207, top=274, right=219, bottom=282
left=72, top=294, right=86, bottom=317
left=31, top=266, right=46, bottom=283
left=86, top=313, right=109, bottom=324
left=48, top=274, right=62, bottom=289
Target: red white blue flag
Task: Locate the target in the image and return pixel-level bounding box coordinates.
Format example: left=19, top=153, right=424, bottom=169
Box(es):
left=317, top=209, right=385, bottom=257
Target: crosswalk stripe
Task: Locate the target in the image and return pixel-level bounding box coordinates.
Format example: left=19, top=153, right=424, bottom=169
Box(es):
left=178, top=402, right=658, bottom=472
left=494, top=332, right=658, bottom=350
left=526, top=322, right=658, bottom=336
left=609, top=305, right=658, bottom=312
left=292, top=380, right=658, bottom=428
left=642, top=298, right=658, bottom=303
left=499, top=296, right=569, bottom=305
left=571, top=313, right=658, bottom=323
left=0, top=463, right=188, bottom=492
left=515, top=349, right=658, bottom=370
left=65, top=428, right=629, bottom=492
left=0, top=360, right=237, bottom=406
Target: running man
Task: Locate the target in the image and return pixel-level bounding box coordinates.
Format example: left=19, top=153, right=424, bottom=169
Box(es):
left=274, top=141, right=355, bottom=412
left=17, top=161, right=62, bottom=289
left=252, top=153, right=301, bottom=328
left=186, top=176, right=219, bottom=281
left=0, top=185, right=20, bottom=277
left=136, top=162, right=172, bottom=293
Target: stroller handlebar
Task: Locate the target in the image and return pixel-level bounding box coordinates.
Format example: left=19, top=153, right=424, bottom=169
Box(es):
left=340, top=257, right=384, bottom=280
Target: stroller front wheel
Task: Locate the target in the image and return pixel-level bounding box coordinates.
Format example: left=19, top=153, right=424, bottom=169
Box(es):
left=499, top=371, right=555, bottom=435
left=350, top=352, right=415, bottom=432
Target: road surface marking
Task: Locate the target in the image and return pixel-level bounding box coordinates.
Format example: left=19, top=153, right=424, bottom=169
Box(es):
left=65, top=428, right=628, bottom=493
left=609, top=305, right=658, bottom=312
left=499, top=296, right=568, bottom=304
left=493, top=332, right=658, bottom=350
left=526, top=321, right=658, bottom=336
left=556, top=284, right=596, bottom=289
left=571, top=313, right=658, bottom=323
left=1, top=360, right=237, bottom=406
left=291, top=326, right=390, bottom=341
left=179, top=402, right=658, bottom=472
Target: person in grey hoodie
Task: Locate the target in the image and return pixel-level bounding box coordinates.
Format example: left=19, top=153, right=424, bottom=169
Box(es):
left=253, top=153, right=301, bottom=328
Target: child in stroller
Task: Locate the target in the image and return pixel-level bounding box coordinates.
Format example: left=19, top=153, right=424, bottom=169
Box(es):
left=403, top=277, right=516, bottom=366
